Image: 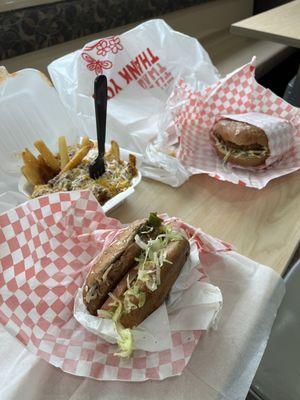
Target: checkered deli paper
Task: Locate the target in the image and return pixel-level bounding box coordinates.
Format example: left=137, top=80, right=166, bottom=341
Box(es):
left=162, top=58, right=300, bottom=188
left=0, top=190, right=232, bottom=381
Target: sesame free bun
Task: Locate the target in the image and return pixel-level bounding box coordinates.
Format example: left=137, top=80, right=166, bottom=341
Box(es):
left=213, top=119, right=269, bottom=147
left=83, top=219, right=147, bottom=315
left=213, top=118, right=270, bottom=167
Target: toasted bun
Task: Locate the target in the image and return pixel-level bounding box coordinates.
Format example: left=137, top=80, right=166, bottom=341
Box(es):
left=213, top=119, right=269, bottom=147
left=83, top=218, right=146, bottom=315
left=121, top=237, right=190, bottom=329
left=101, top=236, right=190, bottom=329
left=214, top=142, right=268, bottom=167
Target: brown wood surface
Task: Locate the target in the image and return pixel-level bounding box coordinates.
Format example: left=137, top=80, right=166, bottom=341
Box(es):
left=111, top=171, right=300, bottom=276
left=231, top=0, right=300, bottom=48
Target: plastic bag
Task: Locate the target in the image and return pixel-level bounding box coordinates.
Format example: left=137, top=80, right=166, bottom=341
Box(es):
left=48, top=19, right=219, bottom=185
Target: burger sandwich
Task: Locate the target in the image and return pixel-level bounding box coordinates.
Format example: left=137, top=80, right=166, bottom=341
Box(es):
left=212, top=117, right=270, bottom=167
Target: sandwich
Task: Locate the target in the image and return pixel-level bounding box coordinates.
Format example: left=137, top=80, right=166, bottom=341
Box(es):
left=83, top=213, right=190, bottom=356
left=212, top=117, right=270, bottom=167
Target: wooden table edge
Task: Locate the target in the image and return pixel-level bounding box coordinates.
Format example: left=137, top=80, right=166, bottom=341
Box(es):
left=230, top=24, right=300, bottom=49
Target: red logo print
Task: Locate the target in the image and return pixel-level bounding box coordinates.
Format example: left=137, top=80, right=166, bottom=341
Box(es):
left=85, top=39, right=110, bottom=56
left=95, top=40, right=110, bottom=56
left=84, top=36, right=123, bottom=56
left=82, top=36, right=123, bottom=75
left=81, top=53, right=113, bottom=75
left=108, top=36, right=123, bottom=54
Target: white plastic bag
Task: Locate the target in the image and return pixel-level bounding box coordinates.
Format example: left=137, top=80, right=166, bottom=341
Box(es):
left=48, top=19, right=219, bottom=185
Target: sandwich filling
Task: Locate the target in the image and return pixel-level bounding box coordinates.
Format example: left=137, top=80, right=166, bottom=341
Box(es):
left=97, top=213, right=184, bottom=357
left=214, top=134, right=269, bottom=164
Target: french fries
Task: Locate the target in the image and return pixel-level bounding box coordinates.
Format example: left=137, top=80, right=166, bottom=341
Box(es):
left=34, top=140, right=60, bottom=173
left=37, top=155, right=56, bottom=182
left=21, top=136, right=138, bottom=200
left=21, top=149, right=44, bottom=185
left=22, top=148, right=40, bottom=170
left=128, top=154, right=138, bottom=176
left=21, top=165, right=43, bottom=185
left=105, top=140, right=120, bottom=162
left=128, top=154, right=136, bottom=167
left=81, top=136, right=94, bottom=148
left=61, top=145, right=90, bottom=173
left=58, top=136, right=69, bottom=169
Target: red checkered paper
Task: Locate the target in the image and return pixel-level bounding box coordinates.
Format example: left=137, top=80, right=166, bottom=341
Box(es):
left=168, top=58, right=300, bottom=188
left=0, top=190, right=231, bottom=381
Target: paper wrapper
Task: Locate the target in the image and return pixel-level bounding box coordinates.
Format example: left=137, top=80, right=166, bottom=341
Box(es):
left=0, top=190, right=232, bottom=381
left=162, top=58, right=300, bottom=188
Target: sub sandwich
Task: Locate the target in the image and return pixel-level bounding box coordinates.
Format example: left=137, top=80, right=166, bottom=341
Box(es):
left=83, top=213, right=190, bottom=356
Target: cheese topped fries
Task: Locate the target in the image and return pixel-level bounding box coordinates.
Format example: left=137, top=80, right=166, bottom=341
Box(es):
left=21, top=137, right=138, bottom=205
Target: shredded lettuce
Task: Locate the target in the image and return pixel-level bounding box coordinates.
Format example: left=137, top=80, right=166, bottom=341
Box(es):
left=123, top=284, right=147, bottom=313
left=134, top=234, right=148, bottom=250
left=123, top=297, right=137, bottom=313
left=138, top=292, right=146, bottom=307
left=215, top=136, right=268, bottom=164
left=140, top=226, right=154, bottom=234
left=102, top=294, right=134, bottom=358
left=97, top=309, right=113, bottom=318
left=108, top=292, right=123, bottom=322
left=137, top=266, right=154, bottom=282
left=114, top=323, right=134, bottom=358
left=123, top=285, right=139, bottom=313
left=123, top=224, right=182, bottom=303
left=126, top=274, right=131, bottom=290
